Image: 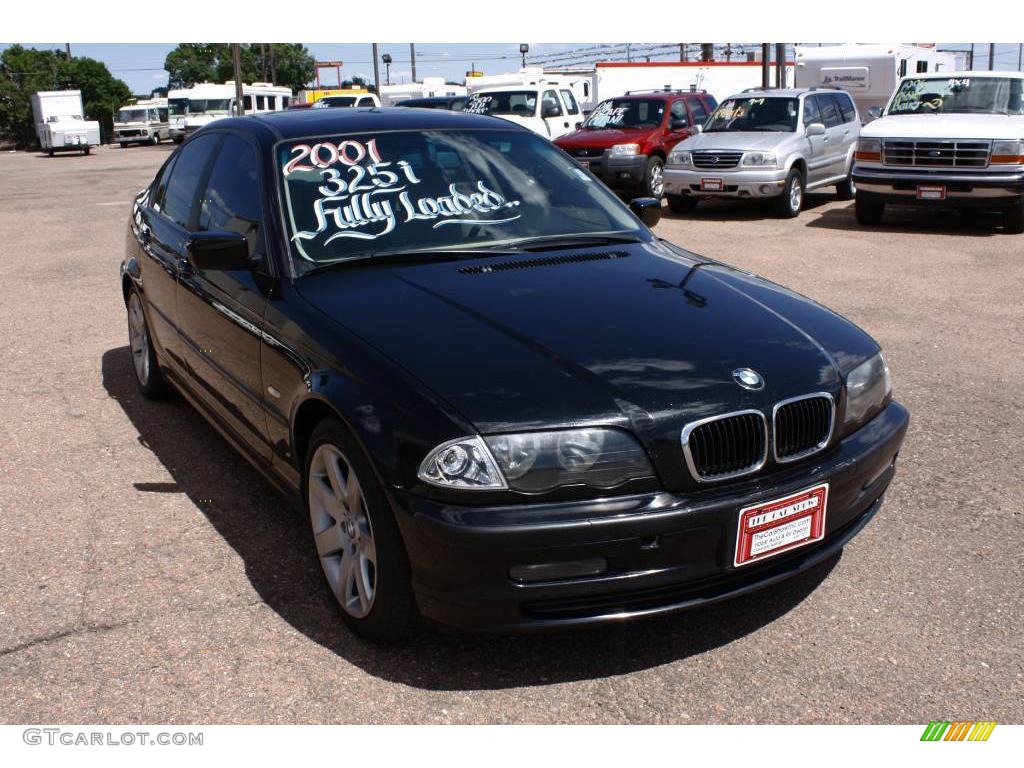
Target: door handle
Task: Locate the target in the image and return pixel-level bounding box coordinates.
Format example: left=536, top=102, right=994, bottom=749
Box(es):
left=176, top=257, right=194, bottom=276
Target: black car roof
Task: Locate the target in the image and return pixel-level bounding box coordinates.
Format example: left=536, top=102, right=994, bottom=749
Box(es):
left=232, top=106, right=514, bottom=140
left=398, top=96, right=464, bottom=105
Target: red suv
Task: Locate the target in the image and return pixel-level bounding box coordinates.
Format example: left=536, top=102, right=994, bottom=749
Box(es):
left=555, top=89, right=717, bottom=197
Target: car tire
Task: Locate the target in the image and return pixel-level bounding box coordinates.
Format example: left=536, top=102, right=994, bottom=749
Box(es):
left=119, top=142, right=128, bottom=149
left=836, top=172, right=855, bottom=201
left=855, top=196, right=885, bottom=225
left=1004, top=203, right=1024, bottom=235
left=304, top=417, right=418, bottom=642
left=83, top=146, right=90, bottom=155
left=47, top=149, right=54, bottom=157
left=152, top=134, right=160, bottom=145
left=642, top=155, right=665, bottom=198
left=774, top=169, right=804, bottom=218
left=126, top=288, right=170, bottom=399
left=667, top=194, right=699, bottom=214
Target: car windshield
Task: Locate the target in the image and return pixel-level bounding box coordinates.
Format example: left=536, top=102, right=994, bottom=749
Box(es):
left=278, top=128, right=648, bottom=268
left=169, top=98, right=188, bottom=116
left=583, top=99, right=666, bottom=129
left=888, top=76, right=1024, bottom=115
left=704, top=97, right=799, bottom=132
left=317, top=97, right=358, bottom=108
left=117, top=108, right=149, bottom=123
left=464, top=91, right=537, bottom=117
left=189, top=99, right=231, bottom=115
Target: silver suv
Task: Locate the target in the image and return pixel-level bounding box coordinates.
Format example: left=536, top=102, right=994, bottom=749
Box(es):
left=663, top=88, right=860, bottom=217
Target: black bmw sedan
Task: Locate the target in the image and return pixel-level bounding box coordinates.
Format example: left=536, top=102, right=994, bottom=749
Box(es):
left=120, top=107, right=908, bottom=640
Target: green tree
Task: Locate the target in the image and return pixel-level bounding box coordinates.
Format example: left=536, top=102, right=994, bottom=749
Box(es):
left=0, top=44, right=130, bottom=148
left=165, top=43, right=315, bottom=93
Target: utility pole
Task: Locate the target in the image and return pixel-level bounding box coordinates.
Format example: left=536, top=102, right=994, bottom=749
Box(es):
left=270, top=46, right=276, bottom=83
left=762, top=44, right=771, bottom=89
left=679, top=43, right=687, bottom=63
left=969, top=43, right=975, bottom=70
left=775, top=44, right=786, bottom=88
left=1019, top=43, right=1022, bottom=71
left=371, top=43, right=381, bottom=95
left=989, top=43, right=996, bottom=71
left=232, top=44, right=244, bottom=115
left=410, top=43, right=417, bottom=82
left=260, top=44, right=267, bottom=81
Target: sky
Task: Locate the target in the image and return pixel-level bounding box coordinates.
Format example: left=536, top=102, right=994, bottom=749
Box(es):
left=2, top=42, right=1023, bottom=95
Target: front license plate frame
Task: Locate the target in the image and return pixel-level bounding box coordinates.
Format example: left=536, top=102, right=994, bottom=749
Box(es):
left=916, top=184, right=946, bottom=200
left=701, top=177, right=724, bottom=192
left=734, top=483, right=829, bottom=567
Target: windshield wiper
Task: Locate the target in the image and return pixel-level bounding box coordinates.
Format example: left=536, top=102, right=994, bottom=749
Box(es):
left=304, top=245, right=522, bottom=274
left=501, top=233, right=646, bottom=252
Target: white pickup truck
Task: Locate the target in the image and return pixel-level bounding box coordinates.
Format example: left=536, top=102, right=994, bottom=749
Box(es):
left=853, top=71, right=1024, bottom=234
left=463, top=85, right=582, bottom=139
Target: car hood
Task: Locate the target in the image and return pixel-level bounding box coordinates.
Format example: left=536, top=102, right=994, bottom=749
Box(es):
left=295, top=241, right=878, bottom=488
left=679, top=131, right=796, bottom=152
left=556, top=126, right=657, bottom=150
left=863, top=113, right=1024, bottom=140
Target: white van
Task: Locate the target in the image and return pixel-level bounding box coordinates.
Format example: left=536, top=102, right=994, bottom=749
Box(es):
left=168, top=81, right=292, bottom=142
left=113, top=98, right=169, bottom=147
left=464, top=85, right=582, bottom=139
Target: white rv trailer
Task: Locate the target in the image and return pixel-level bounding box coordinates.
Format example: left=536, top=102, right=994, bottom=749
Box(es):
left=31, top=90, right=101, bottom=155
left=112, top=98, right=169, bottom=147
left=168, top=81, right=293, bottom=142
left=379, top=77, right=468, bottom=106
left=794, top=44, right=956, bottom=120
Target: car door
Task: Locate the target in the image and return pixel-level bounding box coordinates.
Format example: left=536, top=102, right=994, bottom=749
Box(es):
left=801, top=96, right=829, bottom=184
left=834, top=92, right=860, bottom=175
left=175, top=132, right=274, bottom=462
left=815, top=94, right=847, bottom=178
left=541, top=89, right=570, bottom=138
left=560, top=88, right=581, bottom=128
left=140, top=133, right=221, bottom=373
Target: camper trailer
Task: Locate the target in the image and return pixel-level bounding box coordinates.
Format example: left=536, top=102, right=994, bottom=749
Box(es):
left=112, top=98, right=169, bottom=147
left=168, top=82, right=292, bottom=142
left=795, top=44, right=956, bottom=121
left=379, top=77, right=468, bottom=107
left=31, top=90, right=101, bottom=155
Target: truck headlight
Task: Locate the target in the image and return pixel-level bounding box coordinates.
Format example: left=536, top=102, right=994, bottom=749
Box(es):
left=741, top=151, right=777, bottom=167
left=991, top=140, right=1024, bottom=164
left=418, top=428, right=654, bottom=492
left=667, top=149, right=692, bottom=167
left=855, top=138, right=882, bottom=162
left=843, top=353, right=891, bottom=428
left=610, top=143, right=640, bottom=157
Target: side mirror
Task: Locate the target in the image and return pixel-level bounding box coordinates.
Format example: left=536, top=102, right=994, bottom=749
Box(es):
left=630, top=197, right=662, bottom=228
left=670, top=118, right=689, bottom=131
left=542, top=106, right=562, bottom=119
left=691, top=123, right=703, bottom=135
left=186, top=231, right=251, bottom=271
left=805, top=122, right=826, bottom=137
left=575, top=121, right=582, bottom=130
left=867, top=106, right=883, bottom=120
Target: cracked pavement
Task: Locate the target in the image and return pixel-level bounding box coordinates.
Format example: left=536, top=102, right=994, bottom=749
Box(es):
left=0, top=144, right=1021, bottom=723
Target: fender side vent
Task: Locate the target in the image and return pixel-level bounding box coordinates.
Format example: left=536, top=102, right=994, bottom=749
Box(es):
left=457, top=250, right=628, bottom=275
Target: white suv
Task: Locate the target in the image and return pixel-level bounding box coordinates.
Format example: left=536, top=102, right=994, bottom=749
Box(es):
left=853, top=72, right=1024, bottom=234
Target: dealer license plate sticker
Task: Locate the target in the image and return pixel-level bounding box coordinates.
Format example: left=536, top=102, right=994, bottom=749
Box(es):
left=701, top=177, right=724, bottom=191
left=734, top=483, right=829, bottom=567
left=916, top=184, right=946, bottom=200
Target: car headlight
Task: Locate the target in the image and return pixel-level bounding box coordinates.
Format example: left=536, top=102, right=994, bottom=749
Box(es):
left=741, top=151, right=777, bottom=167
left=418, top=428, right=654, bottom=492
left=667, top=149, right=692, bottom=167
left=844, top=353, right=892, bottom=428
left=610, top=143, right=640, bottom=157
left=855, top=138, right=882, bottom=161
left=991, top=139, right=1024, bottom=164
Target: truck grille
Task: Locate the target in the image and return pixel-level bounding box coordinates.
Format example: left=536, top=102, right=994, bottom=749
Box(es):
left=682, top=411, right=767, bottom=482
left=569, top=147, right=604, bottom=159
left=773, top=394, right=834, bottom=463
left=882, top=140, right=990, bottom=168
left=692, top=151, right=743, bottom=169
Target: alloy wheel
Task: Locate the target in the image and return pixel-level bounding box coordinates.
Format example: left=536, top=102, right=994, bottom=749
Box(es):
left=649, top=161, right=664, bottom=197
left=127, top=292, right=150, bottom=386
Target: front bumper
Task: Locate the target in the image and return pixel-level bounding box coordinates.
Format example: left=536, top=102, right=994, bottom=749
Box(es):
left=854, top=166, right=1024, bottom=207
left=576, top=152, right=648, bottom=188
left=664, top=166, right=788, bottom=198
left=115, top=134, right=150, bottom=144
left=393, top=401, right=909, bottom=632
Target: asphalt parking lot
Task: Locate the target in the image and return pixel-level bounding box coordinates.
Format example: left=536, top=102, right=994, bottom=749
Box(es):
left=0, top=143, right=1021, bottom=724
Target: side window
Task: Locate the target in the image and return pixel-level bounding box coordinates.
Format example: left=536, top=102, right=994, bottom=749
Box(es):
left=802, top=96, right=822, bottom=126
left=358, top=96, right=375, bottom=107
left=687, top=98, right=709, bottom=124
left=816, top=95, right=842, bottom=128
left=160, top=134, right=221, bottom=229
left=670, top=100, right=687, bottom=121
left=916, top=61, right=928, bottom=73
left=281, top=96, right=290, bottom=109
left=197, top=135, right=263, bottom=262
left=837, top=93, right=857, bottom=123
left=542, top=90, right=563, bottom=117
left=245, top=95, right=255, bottom=111
left=158, top=108, right=168, bottom=122
left=560, top=89, right=580, bottom=115
left=899, top=59, right=908, bottom=77
left=150, top=154, right=178, bottom=213
left=583, top=82, right=590, bottom=98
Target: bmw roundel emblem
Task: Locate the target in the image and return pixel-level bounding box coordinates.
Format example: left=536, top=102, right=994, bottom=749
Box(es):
left=732, top=368, right=764, bottom=390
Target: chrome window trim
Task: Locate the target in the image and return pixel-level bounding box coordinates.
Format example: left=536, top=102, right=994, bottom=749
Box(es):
left=772, top=391, right=836, bottom=464
left=680, top=409, right=768, bottom=484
